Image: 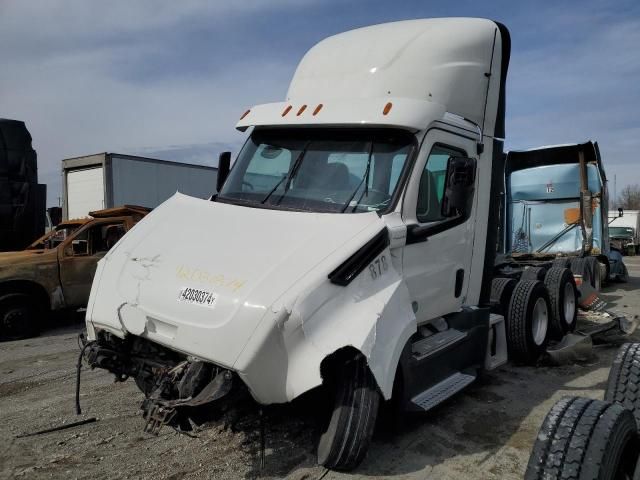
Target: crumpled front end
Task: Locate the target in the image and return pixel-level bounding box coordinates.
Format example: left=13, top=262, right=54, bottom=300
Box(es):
left=85, top=192, right=415, bottom=408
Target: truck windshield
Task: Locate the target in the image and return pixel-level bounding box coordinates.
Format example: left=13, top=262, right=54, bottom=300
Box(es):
left=610, top=227, right=634, bottom=237
left=218, top=129, right=413, bottom=213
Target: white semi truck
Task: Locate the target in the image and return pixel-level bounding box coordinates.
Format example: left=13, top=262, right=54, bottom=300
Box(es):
left=81, top=18, right=631, bottom=471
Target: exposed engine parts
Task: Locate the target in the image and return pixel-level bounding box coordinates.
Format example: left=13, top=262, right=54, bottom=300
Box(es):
left=84, top=331, right=233, bottom=434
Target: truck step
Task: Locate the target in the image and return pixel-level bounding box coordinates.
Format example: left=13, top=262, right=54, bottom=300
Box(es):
left=412, top=328, right=467, bottom=361
left=410, top=372, right=476, bottom=412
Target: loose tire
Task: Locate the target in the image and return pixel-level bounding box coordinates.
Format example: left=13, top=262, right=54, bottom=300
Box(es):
left=506, top=280, right=551, bottom=364
left=605, top=343, right=640, bottom=427
left=522, top=266, right=547, bottom=281
left=544, top=267, right=578, bottom=337
left=525, top=396, right=639, bottom=480
left=0, top=293, right=40, bottom=340
left=490, top=277, right=517, bottom=317
left=317, top=354, right=380, bottom=471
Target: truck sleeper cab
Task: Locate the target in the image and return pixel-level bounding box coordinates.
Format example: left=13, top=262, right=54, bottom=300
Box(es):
left=84, top=18, right=582, bottom=471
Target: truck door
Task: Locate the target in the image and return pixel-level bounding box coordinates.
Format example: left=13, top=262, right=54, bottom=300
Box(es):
left=58, top=218, right=128, bottom=308
left=402, top=130, right=478, bottom=323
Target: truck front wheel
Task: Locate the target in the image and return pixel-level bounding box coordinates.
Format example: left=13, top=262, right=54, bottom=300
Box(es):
left=0, top=293, right=40, bottom=340
left=317, top=353, right=380, bottom=471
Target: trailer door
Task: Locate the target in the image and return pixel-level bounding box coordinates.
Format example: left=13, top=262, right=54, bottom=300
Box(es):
left=67, top=167, right=104, bottom=219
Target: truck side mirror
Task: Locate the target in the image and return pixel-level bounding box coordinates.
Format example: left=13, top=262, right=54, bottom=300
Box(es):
left=441, top=156, right=476, bottom=218
left=217, top=151, right=232, bottom=192
left=618, top=207, right=624, bottom=217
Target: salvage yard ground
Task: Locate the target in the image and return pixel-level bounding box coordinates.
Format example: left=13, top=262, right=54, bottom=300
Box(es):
left=2, top=257, right=640, bottom=480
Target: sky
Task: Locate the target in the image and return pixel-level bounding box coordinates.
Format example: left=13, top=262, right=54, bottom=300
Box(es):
left=1, top=0, right=638, bottom=207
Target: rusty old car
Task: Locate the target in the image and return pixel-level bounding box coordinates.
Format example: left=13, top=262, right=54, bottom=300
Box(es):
left=0, top=205, right=149, bottom=339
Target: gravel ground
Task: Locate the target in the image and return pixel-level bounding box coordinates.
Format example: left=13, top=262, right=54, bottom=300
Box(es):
left=1, top=257, right=639, bottom=480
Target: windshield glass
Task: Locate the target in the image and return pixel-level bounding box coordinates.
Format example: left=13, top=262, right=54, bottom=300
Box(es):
left=218, top=129, right=414, bottom=213
left=610, top=226, right=634, bottom=237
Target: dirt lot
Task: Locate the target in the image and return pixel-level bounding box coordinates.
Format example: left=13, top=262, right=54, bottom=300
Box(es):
left=1, top=257, right=639, bottom=480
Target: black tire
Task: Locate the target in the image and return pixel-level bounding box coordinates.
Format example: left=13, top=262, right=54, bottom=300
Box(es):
left=317, top=354, right=380, bottom=471
left=525, top=396, right=639, bottom=480
left=553, top=257, right=572, bottom=269
left=490, top=277, right=517, bottom=317
left=571, top=257, right=600, bottom=291
left=544, top=267, right=578, bottom=337
left=522, top=266, right=547, bottom=281
left=605, top=343, right=640, bottom=427
left=506, top=280, right=551, bottom=364
left=0, top=293, right=40, bottom=340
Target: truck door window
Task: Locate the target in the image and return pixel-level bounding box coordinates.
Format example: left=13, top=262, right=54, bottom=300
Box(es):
left=417, top=145, right=466, bottom=223
left=91, top=223, right=126, bottom=254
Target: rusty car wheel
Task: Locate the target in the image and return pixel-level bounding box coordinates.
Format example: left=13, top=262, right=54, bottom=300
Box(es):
left=0, top=293, right=40, bottom=340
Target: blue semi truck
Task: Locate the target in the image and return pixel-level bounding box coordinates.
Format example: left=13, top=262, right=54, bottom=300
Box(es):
left=502, top=141, right=628, bottom=289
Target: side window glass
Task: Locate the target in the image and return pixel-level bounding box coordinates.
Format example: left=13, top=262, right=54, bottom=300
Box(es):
left=416, top=145, right=466, bottom=223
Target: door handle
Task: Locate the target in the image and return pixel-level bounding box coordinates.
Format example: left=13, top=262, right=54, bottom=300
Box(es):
left=455, top=269, right=464, bottom=298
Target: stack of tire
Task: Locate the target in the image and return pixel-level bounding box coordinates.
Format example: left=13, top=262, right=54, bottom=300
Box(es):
left=0, top=118, right=46, bottom=251
left=526, top=343, right=640, bottom=479
left=491, top=265, right=577, bottom=364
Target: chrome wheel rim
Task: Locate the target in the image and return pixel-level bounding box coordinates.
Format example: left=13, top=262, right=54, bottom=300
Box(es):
left=563, top=282, right=576, bottom=326
left=532, top=297, right=549, bottom=346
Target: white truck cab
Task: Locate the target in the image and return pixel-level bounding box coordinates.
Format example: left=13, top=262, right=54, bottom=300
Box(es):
left=85, top=18, right=567, bottom=470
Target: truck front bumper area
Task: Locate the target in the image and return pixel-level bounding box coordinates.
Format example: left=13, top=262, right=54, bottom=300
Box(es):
left=86, top=331, right=235, bottom=433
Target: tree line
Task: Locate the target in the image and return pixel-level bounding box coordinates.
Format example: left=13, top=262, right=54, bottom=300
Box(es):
left=616, top=184, right=640, bottom=210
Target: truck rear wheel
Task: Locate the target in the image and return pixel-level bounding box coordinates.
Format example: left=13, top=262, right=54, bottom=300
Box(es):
left=605, top=343, right=640, bottom=427
left=571, top=257, right=601, bottom=292
left=544, top=267, right=577, bottom=337
left=506, top=280, right=551, bottom=364
left=0, top=293, right=40, bottom=340
left=317, top=354, right=380, bottom=471
left=490, top=277, right=517, bottom=317
left=552, top=257, right=572, bottom=269
left=525, top=396, right=639, bottom=480
left=522, top=266, right=547, bottom=281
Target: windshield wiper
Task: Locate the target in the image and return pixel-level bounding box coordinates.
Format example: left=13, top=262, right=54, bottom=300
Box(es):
left=260, top=174, right=288, bottom=204
left=260, top=142, right=310, bottom=205
left=274, top=141, right=310, bottom=206
left=341, top=142, right=374, bottom=213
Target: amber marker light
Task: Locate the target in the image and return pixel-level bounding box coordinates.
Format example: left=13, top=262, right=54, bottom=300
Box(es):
left=296, top=105, right=307, bottom=116
left=383, top=102, right=393, bottom=115
left=312, top=104, right=323, bottom=116
left=281, top=105, right=293, bottom=116
left=239, top=109, right=250, bottom=120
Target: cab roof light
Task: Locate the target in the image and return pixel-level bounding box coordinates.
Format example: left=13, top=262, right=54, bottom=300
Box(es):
left=383, top=102, right=393, bottom=115
left=296, top=105, right=307, bottom=116
left=239, top=109, right=251, bottom=120
left=282, top=105, right=292, bottom=117
left=312, top=104, right=323, bottom=116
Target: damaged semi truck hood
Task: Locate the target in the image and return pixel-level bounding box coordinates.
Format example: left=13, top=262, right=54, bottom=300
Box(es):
left=86, top=192, right=385, bottom=369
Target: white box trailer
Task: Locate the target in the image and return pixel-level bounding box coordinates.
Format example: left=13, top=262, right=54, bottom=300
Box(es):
left=62, top=153, right=218, bottom=219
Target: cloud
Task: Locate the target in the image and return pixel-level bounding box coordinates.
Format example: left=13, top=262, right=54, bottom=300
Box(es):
left=1, top=0, right=638, bottom=207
